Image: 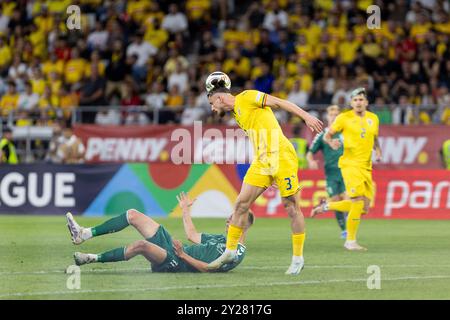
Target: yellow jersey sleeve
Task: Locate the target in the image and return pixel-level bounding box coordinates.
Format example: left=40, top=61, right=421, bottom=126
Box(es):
left=373, top=114, right=380, bottom=137
left=331, top=113, right=345, bottom=133
left=239, top=90, right=268, bottom=109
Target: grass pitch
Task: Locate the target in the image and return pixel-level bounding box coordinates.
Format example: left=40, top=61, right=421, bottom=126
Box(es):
left=1, top=215, right=450, bottom=300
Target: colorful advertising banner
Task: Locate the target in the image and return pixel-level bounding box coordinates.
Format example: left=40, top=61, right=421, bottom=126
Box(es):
left=74, top=124, right=449, bottom=169
left=254, top=169, right=450, bottom=220
left=0, top=164, right=448, bottom=219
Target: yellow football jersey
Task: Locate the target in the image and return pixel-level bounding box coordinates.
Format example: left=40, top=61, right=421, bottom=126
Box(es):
left=233, top=90, right=293, bottom=161
left=331, top=110, right=379, bottom=170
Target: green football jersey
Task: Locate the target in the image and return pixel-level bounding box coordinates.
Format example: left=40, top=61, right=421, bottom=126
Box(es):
left=309, top=129, right=343, bottom=175
left=183, top=233, right=246, bottom=272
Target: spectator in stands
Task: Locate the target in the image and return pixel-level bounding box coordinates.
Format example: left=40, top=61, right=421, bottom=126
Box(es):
left=181, top=90, right=205, bottom=125
left=0, top=81, right=18, bottom=117
left=163, top=84, right=184, bottom=124
left=87, top=20, right=109, bottom=52
left=121, top=82, right=142, bottom=123
left=167, top=60, right=189, bottom=95
left=57, top=125, right=85, bottom=164
left=287, top=79, right=309, bottom=107
left=161, top=3, right=188, bottom=35
left=64, top=47, right=86, bottom=86
left=0, top=36, right=11, bottom=76
left=105, top=40, right=129, bottom=101
left=45, top=121, right=64, bottom=163
left=58, top=84, right=79, bottom=121
left=254, top=63, right=274, bottom=93
left=79, top=65, right=106, bottom=123
left=263, top=0, right=288, bottom=32
left=126, top=31, right=157, bottom=82
left=18, top=81, right=38, bottom=113
left=8, top=54, right=26, bottom=83
left=0, top=126, right=18, bottom=164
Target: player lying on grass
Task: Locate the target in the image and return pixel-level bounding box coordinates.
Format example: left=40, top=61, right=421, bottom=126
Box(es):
left=66, top=192, right=254, bottom=273
left=205, top=72, right=323, bottom=275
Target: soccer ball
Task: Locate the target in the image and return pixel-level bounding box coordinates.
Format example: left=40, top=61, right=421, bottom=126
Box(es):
left=205, top=71, right=231, bottom=93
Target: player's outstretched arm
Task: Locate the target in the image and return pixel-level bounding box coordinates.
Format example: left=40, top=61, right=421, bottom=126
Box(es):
left=177, top=192, right=201, bottom=244
left=323, top=128, right=341, bottom=150
left=374, top=136, right=382, bottom=162
left=306, top=151, right=319, bottom=169
left=264, top=94, right=323, bottom=133
left=173, top=239, right=210, bottom=272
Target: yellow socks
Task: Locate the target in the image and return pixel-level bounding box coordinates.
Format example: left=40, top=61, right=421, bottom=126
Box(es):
left=347, top=201, right=364, bottom=241
left=225, top=224, right=244, bottom=251
left=328, top=200, right=352, bottom=212
left=292, top=233, right=306, bottom=257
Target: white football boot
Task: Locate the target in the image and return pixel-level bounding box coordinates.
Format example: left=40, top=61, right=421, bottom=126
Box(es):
left=285, top=256, right=305, bottom=275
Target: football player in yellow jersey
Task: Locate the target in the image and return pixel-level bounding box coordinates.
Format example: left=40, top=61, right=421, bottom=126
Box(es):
left=205, top=72, right=323, bottom=275
left=313, top=88, right=382, bottom=251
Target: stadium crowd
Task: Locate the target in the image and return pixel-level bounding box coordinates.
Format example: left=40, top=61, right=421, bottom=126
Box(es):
left=0, top=0, right=449, bottom=131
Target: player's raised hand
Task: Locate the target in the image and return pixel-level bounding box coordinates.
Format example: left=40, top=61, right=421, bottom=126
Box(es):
left=304, top=113, right=323, bottom=133
left=375, top=148, right=382, bottom=162
left=176, top=191, right=195, bottom=211
left=329, top=139, right=341, bottom=150
left=308, top=159, right=319, bottom=170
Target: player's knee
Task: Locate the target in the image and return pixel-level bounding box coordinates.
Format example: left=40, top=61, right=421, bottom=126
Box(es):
left=282, top=197, right=299, bottom=217
left=235, top=198, right=251, bottom=215
left=132, top=240, right=149, bottom=253
left=126, top=209, right=142, bottom=225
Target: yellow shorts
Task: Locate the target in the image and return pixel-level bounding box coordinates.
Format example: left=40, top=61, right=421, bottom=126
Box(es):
left=243, top=151, right=299, bottom=198
left=341, top=166, right=374, bottom=200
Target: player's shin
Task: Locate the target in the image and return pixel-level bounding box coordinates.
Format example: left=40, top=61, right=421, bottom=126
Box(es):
left=292, top=232, right=305, bottom=258
left=225, top=224, right=244, bottom=252
left=327, top=200, right=352, bottom=212
left=346, top=201, right=364, bottom=241
left=97, top=247, right=127, bottom=263
left=335, top=211, right=346, bottom=231
left=91, top=212, right=130, bottom=237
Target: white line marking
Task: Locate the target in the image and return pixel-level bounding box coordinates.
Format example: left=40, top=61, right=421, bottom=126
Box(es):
left=1, top=274, right=450, bottom=298
left=1, top=264, right=449, bottom=276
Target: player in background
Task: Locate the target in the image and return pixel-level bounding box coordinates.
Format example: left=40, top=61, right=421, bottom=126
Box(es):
left=312, top=88, right=381, bottom=251
left=205, top=72, right=323, bottom=275
left=66, top=192, right=253, bottom=273
left=307, top=105, right=347, bottom=239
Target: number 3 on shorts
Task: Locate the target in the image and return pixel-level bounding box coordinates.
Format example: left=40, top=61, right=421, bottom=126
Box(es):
left=284, top=177, right=292, bottom=190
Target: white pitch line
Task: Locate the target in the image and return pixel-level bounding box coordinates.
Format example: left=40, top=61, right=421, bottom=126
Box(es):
left=1, top=274, right=450, bottom=298
left=1, top=264, right=450, bottom=276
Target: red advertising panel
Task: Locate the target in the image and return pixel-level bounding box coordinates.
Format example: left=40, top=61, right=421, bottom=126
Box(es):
left=74, top=124, right=449, bottom=169
left=251, top=170, right=450, bottom=219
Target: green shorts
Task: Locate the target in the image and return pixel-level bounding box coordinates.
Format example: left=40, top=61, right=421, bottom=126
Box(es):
left=325, top=170, right=346, bottom=197
left=146, top=225, right=182, bottom=273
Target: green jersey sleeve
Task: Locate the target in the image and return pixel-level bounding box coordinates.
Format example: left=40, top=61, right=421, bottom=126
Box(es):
left=309, top=132, right=324, bottom=154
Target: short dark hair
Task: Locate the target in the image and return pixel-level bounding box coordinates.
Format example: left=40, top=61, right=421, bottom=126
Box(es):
left=207, top=86, right=231, bottom=98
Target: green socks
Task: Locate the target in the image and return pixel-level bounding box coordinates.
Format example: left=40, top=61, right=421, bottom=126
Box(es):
left=335, top=211, right=346, bottom=231
left=97, top=247, right=126, bottom=263
left=91, top=213, right=129, bottom=237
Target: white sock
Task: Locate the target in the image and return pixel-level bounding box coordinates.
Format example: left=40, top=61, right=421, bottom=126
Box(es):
left=292, top=255, right=304, bottom=263
left=81, top=228, right=93, bottom=240
left=345, top=240, right=356, bottom=245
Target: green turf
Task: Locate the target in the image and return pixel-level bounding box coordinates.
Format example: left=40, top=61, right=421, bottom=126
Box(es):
left=1, top=215, right=450, bottom=300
